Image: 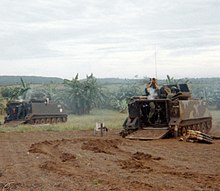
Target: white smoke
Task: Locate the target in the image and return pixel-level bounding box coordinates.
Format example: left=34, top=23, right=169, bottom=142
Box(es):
left=147, top=88, right=158, bottom=100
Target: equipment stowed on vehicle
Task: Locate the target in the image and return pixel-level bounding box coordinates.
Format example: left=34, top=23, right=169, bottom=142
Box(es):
left=4, top=99, right=68, bottom=126
left=185, top=130, right=213, bottom=144
left=120, top=83, right=212, bottom=140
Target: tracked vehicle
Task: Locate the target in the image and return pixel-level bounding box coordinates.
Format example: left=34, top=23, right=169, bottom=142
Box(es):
left=120, top=84, right=212, bottom=140
left=4, top=99, right=68, bottom=126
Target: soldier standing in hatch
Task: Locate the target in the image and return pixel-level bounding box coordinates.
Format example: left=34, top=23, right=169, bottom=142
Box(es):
left=146, top=78, right=160, bottom=124
left=145, top=79, right=150, bottom=96
left=147, top=78, right=159, bottom=90
left=145, top=78, right=159, bottom=97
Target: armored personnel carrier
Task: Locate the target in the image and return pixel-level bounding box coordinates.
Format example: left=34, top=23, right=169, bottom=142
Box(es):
left=4, top=99, right=68, bottom=126
left=120, top=84, right=212, bottom=140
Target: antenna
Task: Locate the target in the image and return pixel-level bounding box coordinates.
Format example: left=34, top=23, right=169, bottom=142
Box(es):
left=154, top=43, right=157, bottom=78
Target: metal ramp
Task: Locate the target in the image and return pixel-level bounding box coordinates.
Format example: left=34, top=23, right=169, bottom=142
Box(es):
left=125, top=127, right=170, bottom=140
left=2, top=120, right=26, bottom=127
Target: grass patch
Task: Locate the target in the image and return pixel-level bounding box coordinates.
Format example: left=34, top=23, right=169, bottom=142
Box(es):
left=1, top=109, right=219, bottom=133
left=0, top=109, right=127, bottom=133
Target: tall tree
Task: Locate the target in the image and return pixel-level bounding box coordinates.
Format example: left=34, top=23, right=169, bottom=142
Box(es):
left=1, top=78, right=31, bottom=100
left=62, top=74, right=104, bottom=115
left=0, top=96, right=6, bottom=115
left=166, top=75, right=190, bottom=85
left=108, top=80, right=142, bottom=113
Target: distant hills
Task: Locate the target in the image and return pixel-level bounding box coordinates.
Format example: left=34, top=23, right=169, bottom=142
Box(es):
left=0, top=76, right=64, bottom=86
left=0, top=75, right=219, bottom=86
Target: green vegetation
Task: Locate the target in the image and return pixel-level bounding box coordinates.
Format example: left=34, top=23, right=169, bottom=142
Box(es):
left=0, top=74, right=219, bottom=133
left=62, top=74, right=105, bottom=114
left=0, top=109, right=127, bottom=133
left=165, top=75, right=190, bottom=85
left=107, top=80, right=142, bottom=112
left=1, top=78, right=31, bottom=100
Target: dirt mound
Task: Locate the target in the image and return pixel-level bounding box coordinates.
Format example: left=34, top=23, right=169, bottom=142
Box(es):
left=81, top=139, right=122, bottom=154
left=40, top=161, right=79, bottom=176
left=119, top=152, right=161, bottom=170
left=29, top=139, right=78, bottom=162
left=29, top=140, right=57, bottom=155
left=132, top=152, right=152, bottom=160
left=133, top=152, right=163, bottom=161
left=29, top=139, right=82, bottom=178
left=60, top=152, right=76, bottom=162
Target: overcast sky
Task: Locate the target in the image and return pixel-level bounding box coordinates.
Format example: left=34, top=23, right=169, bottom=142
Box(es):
left=0, top=0, right=219, bottom=79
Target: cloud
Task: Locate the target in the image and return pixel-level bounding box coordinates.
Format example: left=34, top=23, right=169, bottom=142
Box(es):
left=0, top=0, right=219, bottom=79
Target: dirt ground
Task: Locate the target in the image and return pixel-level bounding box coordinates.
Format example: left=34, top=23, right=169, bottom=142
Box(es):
left=0, top=129, right=219, bottom=191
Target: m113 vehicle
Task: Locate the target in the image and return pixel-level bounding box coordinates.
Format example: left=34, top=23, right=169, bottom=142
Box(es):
left=120, top=84, right=212, bottom=140
left=4, top=99, right=68, bottom=125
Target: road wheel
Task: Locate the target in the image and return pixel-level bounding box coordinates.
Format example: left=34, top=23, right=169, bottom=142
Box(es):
left=41, top=118, right=46, bottom=124
left=62, top=117, right=67, bottom=122
left=195, top=124, right=200, bottom=131
left=35, top=119, right=40, bottom=124
left=192, top=124, right=197, bottom=131
left=200, top=123, right=206, bottom=133
left=181, top=126, right=188, bottom=136
left=56, top=118, right=61, bottom=123
left=46, top=118, right=51, bottom=124
left=206, top=120, right=212, bottom=133
left=30, top=119, right=35, bottom=125
left=51, top=118, right=57, bottom=123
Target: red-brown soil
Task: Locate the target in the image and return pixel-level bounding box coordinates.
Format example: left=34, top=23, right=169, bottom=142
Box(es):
left=0, top=129, right=219, bottom=191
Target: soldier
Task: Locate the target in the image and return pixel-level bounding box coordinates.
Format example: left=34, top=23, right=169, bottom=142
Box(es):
left=146, top=78, right=160, bottom=99
left=144, top=78, right=151, bottom=96
left=148, top=102, right=156, bottom=124
left=147, top=78, right=159, bottom=90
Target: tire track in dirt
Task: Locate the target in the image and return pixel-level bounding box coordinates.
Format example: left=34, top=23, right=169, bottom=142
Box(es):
left=29, top=138, right=165, bottom=190
left=29, top=139, right=84, bottom=176
left=28, top=137, right=220, bottom=191
left=80, top=139, right=160, bottom=190
left=115, top=141, right=220, bottom=191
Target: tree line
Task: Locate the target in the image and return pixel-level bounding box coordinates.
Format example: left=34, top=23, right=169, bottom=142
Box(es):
left=0, top=75, right=219, bottom=115
left=0, top=75, right=143, bottom=115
